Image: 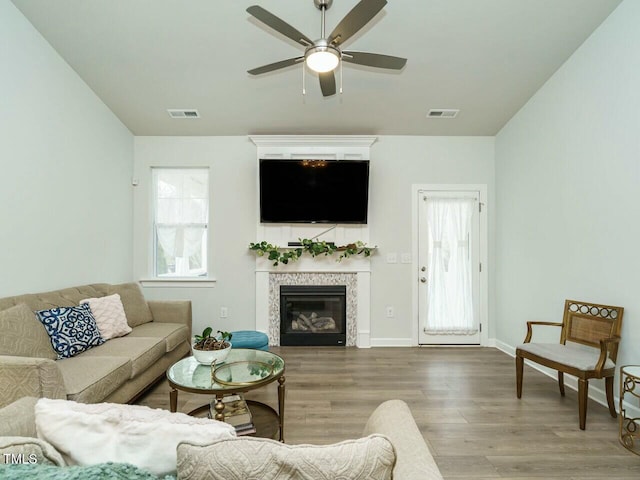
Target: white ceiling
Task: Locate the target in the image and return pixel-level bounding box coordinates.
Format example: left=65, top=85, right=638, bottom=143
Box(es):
left=12, top=0, right=621, bottom=136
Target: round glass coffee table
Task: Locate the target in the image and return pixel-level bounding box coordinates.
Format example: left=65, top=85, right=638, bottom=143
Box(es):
left=167, top=348, right=285, bottom=441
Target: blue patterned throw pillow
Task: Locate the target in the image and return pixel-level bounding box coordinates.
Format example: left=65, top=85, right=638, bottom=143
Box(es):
left=35, top=304, right=105, bottom=359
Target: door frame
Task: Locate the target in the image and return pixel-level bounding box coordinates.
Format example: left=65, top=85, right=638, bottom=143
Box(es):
left=411, top=184, right=488, bottom=346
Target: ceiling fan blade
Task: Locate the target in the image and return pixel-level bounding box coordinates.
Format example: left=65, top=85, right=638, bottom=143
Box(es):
left=319, top=71, right=337, bottom=97
left=329, top=0, right=387, bottom=47
left=248, top=57, right=303, bottom=75
left=247, top=5, right=313, bottom=47
left=342, top=51, right=407, bottom=70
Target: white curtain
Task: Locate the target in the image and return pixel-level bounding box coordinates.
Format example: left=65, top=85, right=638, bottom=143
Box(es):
left=425, top=198, right=477, bottom=334
left=156, top=226, right=206, bottom=261
left=154, top=169, right=208, bottom=276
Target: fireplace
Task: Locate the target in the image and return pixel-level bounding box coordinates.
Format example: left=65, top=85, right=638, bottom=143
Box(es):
left=280, top=285, right=346, bottom=346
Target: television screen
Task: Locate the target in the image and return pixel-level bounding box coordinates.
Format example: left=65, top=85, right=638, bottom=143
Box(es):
left=260, top=159, right=370, bottom=224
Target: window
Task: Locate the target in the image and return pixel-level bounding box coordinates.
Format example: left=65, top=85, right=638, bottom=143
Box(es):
left=152, top=168, right=209, bottom=277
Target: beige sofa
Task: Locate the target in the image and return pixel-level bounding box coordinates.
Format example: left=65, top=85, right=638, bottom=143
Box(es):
left=0, top=283, right=191, bottom=408
left=0, top=397, right=444, bottom=480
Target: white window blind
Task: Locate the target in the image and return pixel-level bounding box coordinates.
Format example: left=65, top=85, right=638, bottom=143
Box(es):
left=152, top=168, right=209, bottom=277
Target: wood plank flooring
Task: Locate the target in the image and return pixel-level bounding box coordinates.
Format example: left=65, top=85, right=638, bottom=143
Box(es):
left=136, top=347, right=640, bottom=479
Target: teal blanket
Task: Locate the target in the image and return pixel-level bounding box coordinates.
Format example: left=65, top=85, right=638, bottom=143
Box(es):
left=0, top=462, right=176, bottom=480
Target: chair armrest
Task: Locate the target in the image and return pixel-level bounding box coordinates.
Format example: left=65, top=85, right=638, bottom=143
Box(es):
left=595, top=336, right=621, bottom=375
left=0, top=396, right=39, bottom=437
left=524, top=321, right=563, bottom=343
left=0, top=356, right=66, bottom=409
left=362, top=400, right=443, bottom=480
left=147, top=300, right=192, bottom=339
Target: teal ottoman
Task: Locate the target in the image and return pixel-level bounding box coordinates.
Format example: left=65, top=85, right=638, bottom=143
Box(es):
left=230, top=330, right=269, bottom=351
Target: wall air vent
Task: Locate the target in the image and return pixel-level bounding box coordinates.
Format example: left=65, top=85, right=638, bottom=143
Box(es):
left=427, top=109, right=459, bottom=118
left=167, top=109, right=200, bottom=119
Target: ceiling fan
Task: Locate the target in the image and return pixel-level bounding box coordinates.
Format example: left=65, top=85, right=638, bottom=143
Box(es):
left=247, top=0, right=407, bottom=97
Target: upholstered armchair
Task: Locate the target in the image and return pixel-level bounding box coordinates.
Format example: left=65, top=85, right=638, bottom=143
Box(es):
left=516, top=300, right=623, bottom=430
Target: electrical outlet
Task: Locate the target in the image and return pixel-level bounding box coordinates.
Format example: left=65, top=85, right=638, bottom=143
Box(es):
left=220, top=307, right=228, bottom=318
left=386, top=306, right=395, bottom=318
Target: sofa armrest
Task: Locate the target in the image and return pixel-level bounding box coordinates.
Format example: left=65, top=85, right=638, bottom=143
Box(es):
left=0, top=356, right=66, bottom=409
left=0, top=396, right=39, bottom=437
left=362, top=400, right=443, bottom=480
left=148, top=300, right=192, bottom=339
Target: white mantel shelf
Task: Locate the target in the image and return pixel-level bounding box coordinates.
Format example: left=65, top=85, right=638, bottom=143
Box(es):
left=254, top=255, right=373, bottom=273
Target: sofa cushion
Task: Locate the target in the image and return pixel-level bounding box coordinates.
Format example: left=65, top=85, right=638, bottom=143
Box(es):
left=0, top=359, right=66, bottom=409
left=0, top=283, right=153, bottom=330
left=108, top=283, right=153, bottom=328
left=517, top=342, right=616, bottom=370
left=177, top=435, right=396, bottom=480
left=80, top=294, right=132, bottom=340
left=0, top=284, right=111, bottom=313
left=0, top=397, right=39, bottom=437
left=127, top=322, right=190, bottom=352
left=0, top=436, right=65, bottom=466
left=56, top=356, right=131, bottom=403
left=35, top=305, right=105, bottom=359
left=79, top=337, right=166, bottom=379
left=35, top=398, right=235, bottom=477
left=0, top=304, right=57, bottom=360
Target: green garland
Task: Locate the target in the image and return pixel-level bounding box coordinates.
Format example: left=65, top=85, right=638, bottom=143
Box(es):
left=249, top=239, right=374, bottom=266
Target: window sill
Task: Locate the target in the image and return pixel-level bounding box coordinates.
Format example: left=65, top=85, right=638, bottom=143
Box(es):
left=139, top=278, right=217, bottom=288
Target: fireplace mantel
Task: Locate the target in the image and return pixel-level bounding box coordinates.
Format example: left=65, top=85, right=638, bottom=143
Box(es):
left=250, top=135, right=376, bottom=348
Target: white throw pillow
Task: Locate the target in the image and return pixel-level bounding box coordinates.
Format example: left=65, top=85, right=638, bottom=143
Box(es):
left=80, top=293, right=132, bottom=340
left=35, top=398, right=236, bottom=476
left=177, top=435, right=396, bottom=480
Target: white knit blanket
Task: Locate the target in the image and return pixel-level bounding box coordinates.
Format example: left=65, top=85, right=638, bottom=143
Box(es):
left=35, top=398, right=235, bottom=476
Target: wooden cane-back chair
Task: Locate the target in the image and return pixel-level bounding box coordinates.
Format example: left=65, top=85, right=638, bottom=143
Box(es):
left=516, top=300, right=624, bottom=430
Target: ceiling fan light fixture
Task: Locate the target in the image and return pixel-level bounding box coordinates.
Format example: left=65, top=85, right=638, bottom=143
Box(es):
left=305, top=45, right=340, bottom=73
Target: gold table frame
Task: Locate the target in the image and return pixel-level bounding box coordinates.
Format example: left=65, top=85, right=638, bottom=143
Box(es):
left=619, top=365, right=640, bottom=455
left=167, top=349, right=285, bottom=442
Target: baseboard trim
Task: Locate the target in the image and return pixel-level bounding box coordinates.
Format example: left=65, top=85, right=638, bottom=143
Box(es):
left=369, top=338, right=498, bottom=348
left=494, top=339, right=640, bottom=418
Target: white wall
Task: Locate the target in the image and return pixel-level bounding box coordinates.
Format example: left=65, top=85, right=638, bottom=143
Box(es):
left=370, top=137, right=495, bottom=343
left=133, top=137, right=257, bottom=337
left=133, top=135, right=495, bottom=343
left=495, top=0, right=639, bottom=388
left=0, top=2, right=134, bottom=296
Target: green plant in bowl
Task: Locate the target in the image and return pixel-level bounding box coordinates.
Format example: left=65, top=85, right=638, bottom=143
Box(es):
left=192, top=328, right=233, bottom=365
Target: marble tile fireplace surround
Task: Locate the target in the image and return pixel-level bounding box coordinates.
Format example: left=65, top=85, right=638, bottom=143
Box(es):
left=251, top=135, right=376, bottom=348
left=255, top=268, right=371, bottom=348
left=270, top=273, right=355, bottom=346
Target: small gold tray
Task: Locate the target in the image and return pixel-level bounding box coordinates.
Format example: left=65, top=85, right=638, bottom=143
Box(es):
left=212, top=360, right=274, bottom=386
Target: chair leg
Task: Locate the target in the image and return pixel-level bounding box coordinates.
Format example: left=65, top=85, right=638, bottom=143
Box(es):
left=516, top=355, right=523, bottom=398
left=578, top=378, right=588, bottom=430
left=605, top=376, right=617, bottom=418
left=558, top=371, right=565, bottom=396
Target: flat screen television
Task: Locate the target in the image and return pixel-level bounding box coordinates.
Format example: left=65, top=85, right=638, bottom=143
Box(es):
left=259, top=159, right=370, bottom=224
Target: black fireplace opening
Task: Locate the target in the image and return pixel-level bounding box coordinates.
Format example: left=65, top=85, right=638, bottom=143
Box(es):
left=280, top=285, right=346, bottom=346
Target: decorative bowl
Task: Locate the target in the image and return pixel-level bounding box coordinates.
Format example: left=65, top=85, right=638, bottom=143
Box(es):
left=191, top=341, right=232, bottom=365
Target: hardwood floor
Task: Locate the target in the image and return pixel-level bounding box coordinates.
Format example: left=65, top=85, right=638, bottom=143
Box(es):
left=136, top=347, right=640, bottom=479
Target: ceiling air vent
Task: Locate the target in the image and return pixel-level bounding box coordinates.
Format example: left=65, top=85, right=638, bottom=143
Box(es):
left=427, top=109, right=459, bottom=118
left=167, top=109, right=200, bottom=119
